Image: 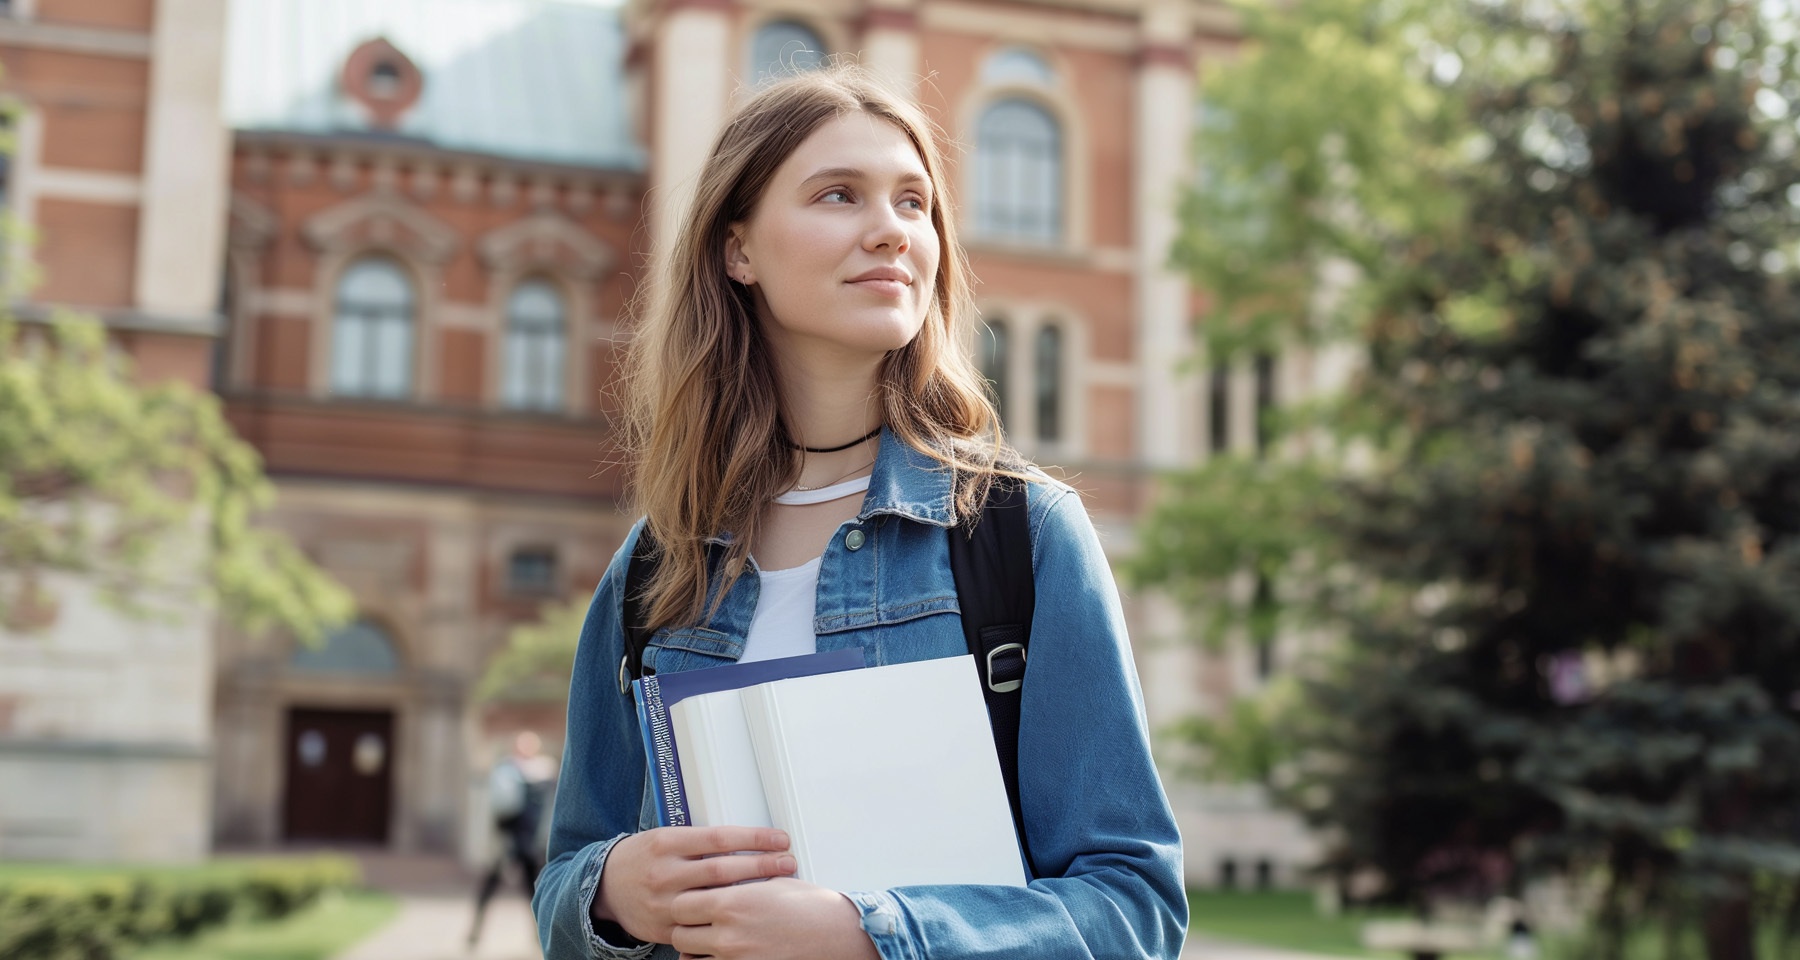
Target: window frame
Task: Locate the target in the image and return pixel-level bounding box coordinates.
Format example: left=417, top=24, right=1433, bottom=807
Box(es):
left=973, top=96, right=1065, bottom=247
left=506, top=546, right=559, bottom=596
left=329, top=254, right=418, bottom=401
left=973, top=305, right=1085, bottom=458
left=500, top=275, right=569, bottom=414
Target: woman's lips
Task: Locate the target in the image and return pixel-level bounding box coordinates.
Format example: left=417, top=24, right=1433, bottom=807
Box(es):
left=848, top=278, right=908, bottom=298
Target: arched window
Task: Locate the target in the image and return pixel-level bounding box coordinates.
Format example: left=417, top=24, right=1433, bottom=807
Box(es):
left=331, top=256, right=414, bottom=399
left=1034, top=325, right=1062, bottom=443
left=751, top=20, right=826, bottom=85
left=290, top=618, right=401, bottom=675
left=975, top=100, right=1062, bottom=244
left=503, top=278, right=566, bottom=412
left=980, top=47, right=1055, bottom=87
left=980, top=319, right=1009, bottom=427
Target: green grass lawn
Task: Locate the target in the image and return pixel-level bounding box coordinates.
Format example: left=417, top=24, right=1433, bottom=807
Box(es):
left=121, top=888, right=398, bottom=960
left=1188, top=889, right=1396, bottom=957
left=1186, top=889, right=1512, bottom=959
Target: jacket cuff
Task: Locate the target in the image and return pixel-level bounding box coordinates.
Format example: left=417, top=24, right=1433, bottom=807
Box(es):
left=844, top=890, right=918, bottom=960
left=579, top=834, right=656, bottom=960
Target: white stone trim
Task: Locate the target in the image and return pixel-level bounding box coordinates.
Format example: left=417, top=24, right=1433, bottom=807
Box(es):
left=649, top=9, right=731, bottom=263
left=0, top=16, right=152, bottom=58
left=921, top=2, right=1136, bottom=53
left=30, top=168, right=142, bottom=204
left=1133, top=58, right=1196, bottom=467
left=6, top=105, right=44, bottom=294
left=249, top=288, right=314, bottom=318
left=861, top=29, right=921, bottom=100
left=135, top=0, right=230, bottom=318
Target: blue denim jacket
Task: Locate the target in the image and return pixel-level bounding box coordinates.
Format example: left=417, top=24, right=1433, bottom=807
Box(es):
left=534, top=432, right=1187, bottom=960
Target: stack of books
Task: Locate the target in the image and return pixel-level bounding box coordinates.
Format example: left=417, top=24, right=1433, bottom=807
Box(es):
left=632, top=650, right=1027, bottom=891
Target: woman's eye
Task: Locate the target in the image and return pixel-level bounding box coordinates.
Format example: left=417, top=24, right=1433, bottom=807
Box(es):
left=900, top=197, right=928, bottom=212
left=822, top=189, right=853, bottom=203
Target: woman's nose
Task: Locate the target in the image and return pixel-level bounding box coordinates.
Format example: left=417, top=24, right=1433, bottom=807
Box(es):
left=863, top=204, right=909, bottom=252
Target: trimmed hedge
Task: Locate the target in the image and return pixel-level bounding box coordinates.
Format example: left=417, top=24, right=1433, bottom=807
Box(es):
left=0, top=856, right=359, bottom=960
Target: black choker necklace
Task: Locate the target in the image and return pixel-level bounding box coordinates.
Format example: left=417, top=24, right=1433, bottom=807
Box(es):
left=786, top=426, right=882, bottom=454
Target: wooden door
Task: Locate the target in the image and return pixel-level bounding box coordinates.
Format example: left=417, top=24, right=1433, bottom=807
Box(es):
left=282, top=708, right=394, bottom=844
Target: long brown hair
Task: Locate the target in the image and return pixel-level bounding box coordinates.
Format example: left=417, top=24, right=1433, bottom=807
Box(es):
left=622, top=63, right=1019, bottom=632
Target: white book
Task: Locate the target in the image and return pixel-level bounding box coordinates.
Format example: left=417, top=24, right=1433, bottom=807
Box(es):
left=668, top=688, right=774, bottom=828
left=740, top=655, right=1028, bottom=892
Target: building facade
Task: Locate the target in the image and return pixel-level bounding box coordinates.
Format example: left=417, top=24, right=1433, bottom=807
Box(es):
left=3, top=0, right=1319, bottom=884
left=0, top=0, right=233, bottom=861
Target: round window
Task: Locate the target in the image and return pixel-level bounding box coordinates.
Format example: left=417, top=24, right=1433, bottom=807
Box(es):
left=353, top=733, right=386, bottom=776
left=298, top=730, right=327, bottom=768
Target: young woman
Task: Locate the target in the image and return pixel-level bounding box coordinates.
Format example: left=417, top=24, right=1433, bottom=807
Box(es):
left=534, top=65, right=1186, bottom=960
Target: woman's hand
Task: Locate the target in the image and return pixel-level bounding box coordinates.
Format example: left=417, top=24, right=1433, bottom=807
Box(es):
left=669, top=877, right=881, bottom=960
left=593, top=826, right=797, bottom=944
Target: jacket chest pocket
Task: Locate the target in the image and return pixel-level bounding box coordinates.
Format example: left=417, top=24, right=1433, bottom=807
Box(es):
left=642, top=627, right=742, bottom=676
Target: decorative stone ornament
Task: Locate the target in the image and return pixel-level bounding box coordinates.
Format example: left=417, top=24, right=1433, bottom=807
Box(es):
left=342, top=37, right=424, bottom=130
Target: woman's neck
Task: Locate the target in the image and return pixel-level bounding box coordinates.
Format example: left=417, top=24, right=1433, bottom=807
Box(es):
left=777, top=352, right=883, bottom=487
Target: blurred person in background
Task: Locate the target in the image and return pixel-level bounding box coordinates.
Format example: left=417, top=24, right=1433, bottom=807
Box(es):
left=469, top=730, right=556, bottom=948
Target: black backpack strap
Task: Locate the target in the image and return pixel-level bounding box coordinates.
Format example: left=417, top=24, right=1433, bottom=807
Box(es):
left=948, top=477, right=1038, bottom=878
left=618, top=525, right=659, bottom=694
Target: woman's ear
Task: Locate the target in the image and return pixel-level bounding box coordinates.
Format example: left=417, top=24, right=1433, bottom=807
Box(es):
left=723, top=223, right=755, bottom=285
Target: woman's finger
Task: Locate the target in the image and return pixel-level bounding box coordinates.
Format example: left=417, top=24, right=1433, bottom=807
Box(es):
left=671, top=852, right=797, bottom=891
left=670, top=922, right=717, bottom=958
left=653, top=825, right=790, bottom=857
left=670, top=887, right=720, bottom=926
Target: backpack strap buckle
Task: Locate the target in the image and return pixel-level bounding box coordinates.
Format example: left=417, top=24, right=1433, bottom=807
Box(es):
left=984, top=642, right=1026, bottom=694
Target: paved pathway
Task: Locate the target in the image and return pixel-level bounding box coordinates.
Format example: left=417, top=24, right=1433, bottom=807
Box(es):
left=333, top=891, right=541, bottom=960
left=326, top=853, right=1352, bottom=960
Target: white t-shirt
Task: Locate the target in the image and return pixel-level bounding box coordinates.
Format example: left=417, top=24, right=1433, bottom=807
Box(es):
left=738, top=555, right=822, bottom=663
left=739, top=473, right=871, bottom=663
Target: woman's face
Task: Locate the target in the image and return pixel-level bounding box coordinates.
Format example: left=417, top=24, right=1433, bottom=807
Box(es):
left=726, top=112, right=941, bottom=368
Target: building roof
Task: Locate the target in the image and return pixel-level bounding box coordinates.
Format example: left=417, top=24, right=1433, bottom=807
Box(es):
left=224, top=0, right=643, bottom=172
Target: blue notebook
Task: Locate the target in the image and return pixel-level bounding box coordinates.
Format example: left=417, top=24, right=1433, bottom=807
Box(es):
left=631, top=647, right=866, bottom=827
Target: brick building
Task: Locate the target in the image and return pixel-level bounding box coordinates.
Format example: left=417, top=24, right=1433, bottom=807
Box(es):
left=1, top=0, right=1319, bottom=884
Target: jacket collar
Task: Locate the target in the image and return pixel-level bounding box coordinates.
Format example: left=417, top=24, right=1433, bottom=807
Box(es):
left=858, top=427, right=957, bottom=528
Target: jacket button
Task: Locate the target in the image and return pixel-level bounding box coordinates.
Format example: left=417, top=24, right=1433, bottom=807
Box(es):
left=845, top=529, right=866, bottom=551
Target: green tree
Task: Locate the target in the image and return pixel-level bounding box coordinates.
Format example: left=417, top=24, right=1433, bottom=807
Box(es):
left=0, top=311, right=353, bottom=642
left=1137, top=1, right=1800, bottom=957
left=477, top=596, right=588, bottom=704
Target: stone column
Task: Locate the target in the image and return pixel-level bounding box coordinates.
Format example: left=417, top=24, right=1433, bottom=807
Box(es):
left=860, top=0, right=920, bottom=100
left=1133, top=3, right=1196, bottom=468
left=135, top=0, right=231, bottom=322
left=649, top=0, right=734, bottom=260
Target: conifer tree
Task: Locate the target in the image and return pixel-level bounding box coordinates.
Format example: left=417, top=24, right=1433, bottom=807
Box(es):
left=1137, top=2, right=1800, bottom=956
